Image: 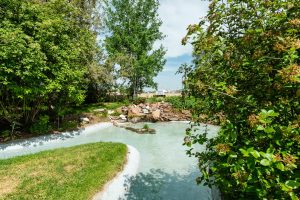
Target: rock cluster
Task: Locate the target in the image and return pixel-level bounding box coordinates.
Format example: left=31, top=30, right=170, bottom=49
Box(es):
left=113, top=122, right=156, bottom=134
left=112, top=102, right=192, bottom=123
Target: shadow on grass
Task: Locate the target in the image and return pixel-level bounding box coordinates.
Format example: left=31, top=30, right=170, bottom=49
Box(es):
left=121, top=169, right=217, bottom=200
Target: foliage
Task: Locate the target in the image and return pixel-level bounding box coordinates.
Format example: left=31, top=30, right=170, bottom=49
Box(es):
left=58, top=120, right=78, bottom=132
left=0, top=0, right=100, bottom=135
left=143, top=124, right=150, bottom=130
left=29, top=115, right=51, bottom=135
left=132, top=97, right=147, bottom=105
left=144, top=96, right=165, bottom=103
left=0, top=142, right=127, bottom=200
left=176, top=63, right=193, bottom=98
left=166, top=96, right=197, bottom=110
left=104, top=0, right=166, bottom=98
left=183, top=0, right=300, bottom=199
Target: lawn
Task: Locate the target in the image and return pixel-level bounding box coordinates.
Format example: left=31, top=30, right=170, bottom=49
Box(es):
left=0, top=142, right=127, bottom=200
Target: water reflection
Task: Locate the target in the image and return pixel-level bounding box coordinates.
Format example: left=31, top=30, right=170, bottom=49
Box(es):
left=123, top=169, right=212, bottom=200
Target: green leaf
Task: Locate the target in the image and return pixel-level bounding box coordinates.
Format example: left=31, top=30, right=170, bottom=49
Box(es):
left=257, top=125, right=264, bottom=131
left=285, top=180, right=300, bottom=189
left=239, top=149, right=249, bottom=157
left=289, top=192, right=298, bottom=200
left=264, top=127, right=275, bottom=134
left=267, top=110, right=279, bottom=117
left=217, top=49, right=223, bottom=56
left=276, top=162, right=285, bottom=171
left=260, top=159, right=271, bottom=166
left=250, top=150, right=260, bottom=158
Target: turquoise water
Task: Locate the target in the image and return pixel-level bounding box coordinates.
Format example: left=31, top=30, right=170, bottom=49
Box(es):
left=0, top=122, right=220, bottom=200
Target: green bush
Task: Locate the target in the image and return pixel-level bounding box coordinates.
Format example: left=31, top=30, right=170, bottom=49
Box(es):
left=143, top=124, right=150, bottom=130
left=183, top=1, right=300, bottom=199
left=0, top=0, right=98, bottom=134
left=132, top=97, right=147, bottom=104
left=30, top=115, right=51, bottom=135
left=165, top=96, right=197, bottom=110
left=144, top=96, right=165, bottom=103
left=59, top=120, right=78, bottom=132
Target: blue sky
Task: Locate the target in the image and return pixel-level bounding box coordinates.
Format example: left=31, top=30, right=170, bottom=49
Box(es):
left=154, top=55, right=192, bottom=91
left=154, top=0, right=210, bottom=90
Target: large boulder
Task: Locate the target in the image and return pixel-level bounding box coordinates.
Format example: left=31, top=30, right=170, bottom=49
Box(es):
left=130, top=117, right=143, bottom=123
left=150, top=103, right=161, bottom=110
left=119, top=114, right=127, bottom=121
left=80, top=117, right=90, bottom=124
left=116, top=107, right=123, bottom=114
left=142, top=108, right=150, bottom=114
left=128, top=105, right=144, bottom=117
left=151, top=110, right=161, bottom=121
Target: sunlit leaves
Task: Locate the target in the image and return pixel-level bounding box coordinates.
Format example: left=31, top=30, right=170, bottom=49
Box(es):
left=0, top=0, right=98, bottom=130
left=183, top=0, right=300, bottom=199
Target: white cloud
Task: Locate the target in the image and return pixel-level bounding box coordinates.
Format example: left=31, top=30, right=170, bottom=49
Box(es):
left=158, top=0, right=209, bottom=58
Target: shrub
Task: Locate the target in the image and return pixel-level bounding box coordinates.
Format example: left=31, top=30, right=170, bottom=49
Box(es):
left=59, top=120, right=78, bottom=132
left=166, top=96, right=197, bottom=110
left=30, top=115, right=51, bottom=135
left=183, top=1, right=300, bottom=199
left=132, top=97, right=147, bottom=104
left=143, top=124, right=150, bottom=130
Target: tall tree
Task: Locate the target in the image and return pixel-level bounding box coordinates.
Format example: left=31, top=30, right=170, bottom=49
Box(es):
left=104, top=0, right=166, bottom=98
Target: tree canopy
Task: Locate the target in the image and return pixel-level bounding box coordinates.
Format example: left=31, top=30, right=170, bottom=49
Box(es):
left=0, top=0, right=100, bottom=136
left=104, top=0, right=166, bottom=98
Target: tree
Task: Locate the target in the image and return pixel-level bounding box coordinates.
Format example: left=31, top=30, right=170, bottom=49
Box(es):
left=183, top=0, right=300, bottom=199
left=104, top=0, right=166, bottom=98
left=0, top=0, right=100, bottom=134
left=176, top=63, right=192, bottom=99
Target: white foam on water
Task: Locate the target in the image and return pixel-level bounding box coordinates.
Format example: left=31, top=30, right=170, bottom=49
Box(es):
left=0, top=122, right=113, bottom=159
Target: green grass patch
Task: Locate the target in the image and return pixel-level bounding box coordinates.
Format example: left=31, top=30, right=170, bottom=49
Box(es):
left=0, top=142, right=127, bottom=200
left=66, top=101, right=129, bottom=115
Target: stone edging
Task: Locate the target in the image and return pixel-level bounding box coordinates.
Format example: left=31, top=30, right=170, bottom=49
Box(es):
left=92, top=145, right=140, bottom=200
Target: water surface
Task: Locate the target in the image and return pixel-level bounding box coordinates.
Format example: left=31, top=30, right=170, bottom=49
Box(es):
left=0, top=122, right=220, bottom=200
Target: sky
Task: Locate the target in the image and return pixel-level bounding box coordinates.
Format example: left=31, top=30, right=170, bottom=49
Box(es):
left=154, top=0, right=210, bottom=91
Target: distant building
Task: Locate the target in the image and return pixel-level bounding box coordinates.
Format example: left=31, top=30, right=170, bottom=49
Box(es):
left=155, top=90, right=167, bottom=97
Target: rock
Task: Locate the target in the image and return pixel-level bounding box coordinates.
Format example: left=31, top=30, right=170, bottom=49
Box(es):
left=120, top=126, right=156, bottom=134
left=119, top=114, right=127, bottom=120
left=121, top=106, right=128, bottom=114
left=169, top=117, right=179, bottom=121
left=181, top=110, right=191, bottom=116
left=80, top=117, right=90, bottom=123
left=130, top=117, right=142, bottom=123
left=150, top=103, right=160, bottom=110
left=109, top=116, right=119, bottom=120
left=142, top=109, right=150, bottom=114
left=116, top=107, right=123, bottom=114
left=128, top=106, right=143, bottom=117
left=93, top=108, right=106, bottom=112
left=52, top=130, right=60, bottom=134
left=151, top=110, right=161, bottom=121
left=108, top=110, right=115, bottom=115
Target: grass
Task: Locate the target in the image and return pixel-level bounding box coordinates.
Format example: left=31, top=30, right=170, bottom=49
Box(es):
left=66, top=101, right=129, bottom=115
left=0, top=142, right=127, bottom=200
